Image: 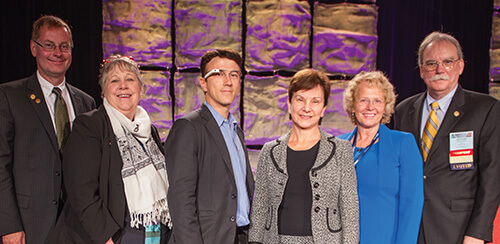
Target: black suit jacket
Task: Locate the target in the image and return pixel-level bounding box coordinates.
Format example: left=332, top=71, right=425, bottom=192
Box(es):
left=164, top=103, right=255, bottom=244
left=0, top=74, right=95, bottom=243
left=394, top=85, right=500, bottom=243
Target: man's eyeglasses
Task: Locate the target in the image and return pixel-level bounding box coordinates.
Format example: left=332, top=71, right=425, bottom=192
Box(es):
left=422, top=59, right=460, bottom=71
left=204, top=69, right=242, bottom=80
left=33, top=40, right=72, bottom=52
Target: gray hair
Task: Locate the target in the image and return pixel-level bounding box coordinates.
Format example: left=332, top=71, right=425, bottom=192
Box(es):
left=417, top=31, right=463, bottom=66
left=98, top=55, right=142, bottom=96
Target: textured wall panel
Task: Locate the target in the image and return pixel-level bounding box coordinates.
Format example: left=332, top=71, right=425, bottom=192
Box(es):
left=173, top=72, right=240, bottom=121
left=244, top=75, right=355, bottom=145
left=490, top=49, right=500, bottom=81
left=490, top=82, right=500, bottom=100
left=139, top=71, right=172, bottom=140
left=315, top=3, right=377, bottom=36
left=313, top=3, right=377, bottom=75
left=490, top=11, right=500, bottom=81
left=246, top=0, right=310, bottom=71
left=175, top=0, right=242, bottom=69
left=243, top=75, right=291, bottom=145
left=102, top=0, right=172, bottom=67
left=322, top=79, right=356, bottom=136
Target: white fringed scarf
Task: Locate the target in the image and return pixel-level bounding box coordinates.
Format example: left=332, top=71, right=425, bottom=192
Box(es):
left=103, top=98, right=171, bottom=228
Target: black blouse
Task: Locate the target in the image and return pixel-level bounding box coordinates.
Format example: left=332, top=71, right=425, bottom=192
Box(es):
left=278, top=141, right=319, bottom=236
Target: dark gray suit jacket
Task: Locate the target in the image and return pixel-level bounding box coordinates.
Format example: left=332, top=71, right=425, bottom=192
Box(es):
left=394, top=85, right=500, bottom=243
left=164, top=103, right=255, bottom=244
left=0, top=74, right=95, bottom=243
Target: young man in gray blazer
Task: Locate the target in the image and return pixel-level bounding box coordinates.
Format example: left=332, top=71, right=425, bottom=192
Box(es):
left=394, top=31, right=500, bottom=244
left=0, top=15, right=95, bottom=244
left=165, top=49, right=254, bottom=244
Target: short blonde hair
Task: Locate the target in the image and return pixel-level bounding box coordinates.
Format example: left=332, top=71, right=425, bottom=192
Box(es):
left=343, top=71, right=396, bottom=125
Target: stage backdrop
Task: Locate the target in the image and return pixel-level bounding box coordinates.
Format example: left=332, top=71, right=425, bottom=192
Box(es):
left=102, top=0, right=380, bottom=142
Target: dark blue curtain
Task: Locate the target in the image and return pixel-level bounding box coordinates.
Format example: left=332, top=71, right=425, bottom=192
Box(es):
left=377, top=0, right=493, bottom=102
left=0, top=0, right=103, bottom=102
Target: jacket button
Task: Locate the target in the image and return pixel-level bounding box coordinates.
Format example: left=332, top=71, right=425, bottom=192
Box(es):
left=315, top=194, right=320, bottom=200
left=314, top=206, right=320, bottom=213
left=278, top=181, right=284, bottom=186
left=230, top=216, right=236, bottom=222
left=423, top=175, right=427, bottom=180
left=313, top=182, right=319, bottom=188
left=333, top=209, right=337, bottom=214
left=231, top=194, right=236, bottom=199
left=312, top=172, right=318, bottom=177
left=55, top=171, right=60, bottom=176
left=52, top=200, right=58, bottom=205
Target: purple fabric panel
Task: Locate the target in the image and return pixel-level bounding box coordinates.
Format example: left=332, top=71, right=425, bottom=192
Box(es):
left=175, top=0, right=242, bottom=69
left=138, top=70, right=172, bottom=140
left=102, top=0, right=172, bottom=67
left=313, top=29, right=377, bottom=75
left=490, top=12, right=500, bottom=80
left=243, top=74, right=291, bottom=145
left=321, top=80, right=355, bottom=136
left=245, top=0, right=310, bottom=71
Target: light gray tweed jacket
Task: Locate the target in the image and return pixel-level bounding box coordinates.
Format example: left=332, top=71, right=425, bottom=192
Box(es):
left=248, top=129, right=359, bottom=244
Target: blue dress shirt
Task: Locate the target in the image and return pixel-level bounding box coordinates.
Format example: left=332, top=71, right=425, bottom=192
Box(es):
left=205, top=102, right=250, bottom=227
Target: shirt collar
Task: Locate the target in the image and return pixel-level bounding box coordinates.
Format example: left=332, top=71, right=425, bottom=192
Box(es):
left=37, top=70, right=67, bottom=98
left=425, top=85, right=458, bottom=112
left=204, top=102, right=236, bottom=127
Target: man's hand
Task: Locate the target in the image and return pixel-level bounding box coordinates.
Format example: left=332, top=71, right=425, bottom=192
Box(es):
left=463, top=235, right=485, bottom=244
left=2, top=231, right=25, bottom=244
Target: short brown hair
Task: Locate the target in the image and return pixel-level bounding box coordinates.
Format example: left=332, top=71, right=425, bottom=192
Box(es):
left=32, top=15, right=73, bottom=46
left=200, top=49, right=242, bottom=77
left=288, top=68, right=331, bottom=107
left=343, top=71, right=396, bottom=125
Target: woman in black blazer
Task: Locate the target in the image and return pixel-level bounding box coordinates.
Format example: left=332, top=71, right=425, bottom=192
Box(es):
left=53, top=55, right=171, bottom=244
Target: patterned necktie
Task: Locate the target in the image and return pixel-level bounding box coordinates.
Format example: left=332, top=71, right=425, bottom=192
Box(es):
left=53, top=87, right=70, bottom=152
left=422, top=101, right=439, bottom=162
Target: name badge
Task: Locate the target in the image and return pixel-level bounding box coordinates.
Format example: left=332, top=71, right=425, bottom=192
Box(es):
left=449, top=131, right=474, bottom=170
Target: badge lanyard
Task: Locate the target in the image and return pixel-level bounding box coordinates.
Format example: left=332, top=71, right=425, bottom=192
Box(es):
left=351, top=130, right=379, bottom=166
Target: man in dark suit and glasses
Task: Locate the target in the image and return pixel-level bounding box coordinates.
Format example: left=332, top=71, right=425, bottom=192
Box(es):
left=0, top=15, right=95, bottom=244
left=164, top=49, right=254, bottom=244
left=394, top=31, right=500, bottom=244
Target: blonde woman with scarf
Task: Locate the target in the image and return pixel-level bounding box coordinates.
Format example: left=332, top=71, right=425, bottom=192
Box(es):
left=52, top=55, right=171, bottom=244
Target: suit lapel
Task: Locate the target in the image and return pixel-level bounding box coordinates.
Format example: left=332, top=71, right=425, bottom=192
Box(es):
left=271, top=132, right=290, bottom=175
left=200, top=104, right=235, bottom=177
left=410, top=93, right=426, bottom=157
left=427, top=86, right=465, bottom=161
left=67, top=84, right=84, bottom=115
left=26, top=75, right=58, bottom=151
left=312, top=130, right=334, bottom=170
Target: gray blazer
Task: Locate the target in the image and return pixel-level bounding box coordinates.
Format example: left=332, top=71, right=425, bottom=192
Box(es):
left=165, top=104, right=255, bottom=244
left=248, top=129, right=359, bottom=244
left=0, top=74, right=95, bottom=243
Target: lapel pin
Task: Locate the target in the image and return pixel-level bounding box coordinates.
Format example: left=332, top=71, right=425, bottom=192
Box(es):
left=30, top=94, right=36, bottom=100
left=454, top=111, right=460, bottom=117
left=35, top=98, right=41, bottom=104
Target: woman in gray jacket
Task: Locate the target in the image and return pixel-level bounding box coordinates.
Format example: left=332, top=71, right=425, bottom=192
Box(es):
left=248, top=69, right=359, bottom=244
